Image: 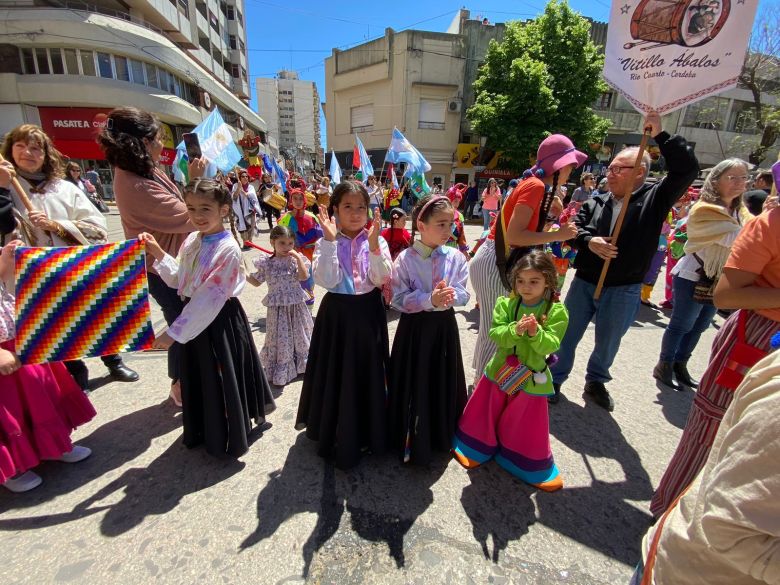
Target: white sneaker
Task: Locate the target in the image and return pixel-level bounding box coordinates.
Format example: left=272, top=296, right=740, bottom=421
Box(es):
left=57, top=445, right=92, bottom=463
left=3, top=470, right=43, bottom=493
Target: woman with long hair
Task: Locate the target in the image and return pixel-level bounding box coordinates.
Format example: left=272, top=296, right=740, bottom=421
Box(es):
left=1, top=124, right=137, bottom=389
left=98, top=107, right=204, bottom=405
left=63, top=161, right=106, bottom=213
left=653, top=159, right=751, bottom=388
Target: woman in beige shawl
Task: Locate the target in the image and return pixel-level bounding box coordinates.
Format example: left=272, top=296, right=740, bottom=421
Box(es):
left=654, top=158, right=751, bottom=389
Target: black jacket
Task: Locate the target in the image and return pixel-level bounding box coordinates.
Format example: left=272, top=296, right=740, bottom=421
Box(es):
left=571, top=132, right=699, bottom=288
left=0, top=187, right=16, bottom=237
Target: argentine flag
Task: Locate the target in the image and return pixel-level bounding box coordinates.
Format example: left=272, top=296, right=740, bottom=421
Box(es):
left=172, top=109, right=242, bottom=182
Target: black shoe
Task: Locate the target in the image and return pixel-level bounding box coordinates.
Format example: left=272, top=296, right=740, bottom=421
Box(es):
left=584, top=381, right=614, bottom=412
left=108, top=363, right=140, bottom=383
left=548, top=383, right=561, bottom=404
left=653, top=360, right=676, bottom=387
left=673, top=361, right=699, bottom=388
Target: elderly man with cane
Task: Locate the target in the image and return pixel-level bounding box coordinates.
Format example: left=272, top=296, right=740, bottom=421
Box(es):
left=549, top=112, right=699, bottom=410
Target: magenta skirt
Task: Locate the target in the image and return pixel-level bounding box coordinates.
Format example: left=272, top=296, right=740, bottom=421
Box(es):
left=0, top=340, right=96, bottom=483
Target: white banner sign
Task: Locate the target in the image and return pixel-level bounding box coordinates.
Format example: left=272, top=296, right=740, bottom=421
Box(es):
left=604, top=0, right=759, bottom=114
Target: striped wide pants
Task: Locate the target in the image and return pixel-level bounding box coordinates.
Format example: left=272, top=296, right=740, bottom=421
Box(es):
left=469, top=240, right=506, bottom=380
left=649, top=309, right=777, bottom=517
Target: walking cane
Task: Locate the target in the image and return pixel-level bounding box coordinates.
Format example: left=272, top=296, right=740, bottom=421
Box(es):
left=0, top=153, right=35, bottom=213
left=593, top=123, right=653, bottom=300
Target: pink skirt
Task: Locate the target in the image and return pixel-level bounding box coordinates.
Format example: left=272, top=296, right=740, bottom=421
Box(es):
left=0, top=340, right=96, bottom=483
left=453, top=375, right=559, bottom=485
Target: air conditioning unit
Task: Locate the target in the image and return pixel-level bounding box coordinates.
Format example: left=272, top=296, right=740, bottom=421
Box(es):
left=447, top=99, right=462, bottom=113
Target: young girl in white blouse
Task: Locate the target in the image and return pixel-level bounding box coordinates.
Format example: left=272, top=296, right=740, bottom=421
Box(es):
left=140, top=178, right=275, bottom=458
left=295, top=180, right=393, bottom=469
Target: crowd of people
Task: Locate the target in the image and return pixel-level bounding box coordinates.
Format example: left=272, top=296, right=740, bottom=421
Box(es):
left=0, top=105, right=778, bottom=583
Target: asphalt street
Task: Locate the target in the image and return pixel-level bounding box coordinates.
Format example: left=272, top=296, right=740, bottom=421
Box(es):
left=0, top=209, right=719, bottom=584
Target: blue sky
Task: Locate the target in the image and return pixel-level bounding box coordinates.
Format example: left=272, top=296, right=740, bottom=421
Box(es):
left=243, top=0, right=768, bottom=149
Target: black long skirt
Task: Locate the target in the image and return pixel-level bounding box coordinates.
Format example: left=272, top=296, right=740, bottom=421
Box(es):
left=180, top=298, right=275, bottom=458
left=296, top=288, right=389, bottom=469
left=388, top=309, right=467, bottom=465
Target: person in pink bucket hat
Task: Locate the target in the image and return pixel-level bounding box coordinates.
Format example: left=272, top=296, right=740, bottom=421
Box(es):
left=468, top=133, right=587, bottom=388
left=548, top=112, right=699, bottom=411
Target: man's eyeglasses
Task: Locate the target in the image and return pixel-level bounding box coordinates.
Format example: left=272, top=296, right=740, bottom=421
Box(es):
left=606, top=166, right=634, bottom=176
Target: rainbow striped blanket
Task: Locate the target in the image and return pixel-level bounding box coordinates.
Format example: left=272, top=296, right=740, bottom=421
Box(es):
left=14, top=239, right=154, bottom=364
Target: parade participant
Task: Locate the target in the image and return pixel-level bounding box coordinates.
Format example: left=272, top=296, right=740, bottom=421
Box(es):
left=380, top=207, right=411, bottom=306
left=549, top=113, right=699, bottom=410
left=660, top=194, right=693, bottom=309
left=388, top=195, right=469, bottom=465
left=278, top=185, right=323, bottom=306
left=571, top=172, right=596, bottom=204
left=741, top=168, right=772, bottom=215
left=464, top=181, right=479, bottom=220
left=650, top=161, right=780, bottom=517
left=480, top=178, right=501, bottom=230
left=231, top=169, right=260, bottom=248
left=295, top=181, right=393, bottom=469
left=0, top=205, right=95, bottom=492
left=546, top=202, right=579, bottom=293
left=654, top=159, right=751, bottom=388
left=635, top=350, right=780, bottom=585
left=140, top=178, right=275, bottom=458
left=315, top=177, right=332, bottom=209
left=367, top=174, right=383, bottom=216
left=64, top=161, right=106, bottom=212
left=453, top=250, right=568, bottom=491
left=639, top=216, right=671, bottom=307
left=257, top=172, right=281, bottom=230
left=469, top=134, right=583, bottom=385
left=445, top=183, right=469, bottom=257
left=382, top=182, right=403, bottom=223
left=248, top=225, right=313, bottom=387
left=2, top=124, right=139, bottom=390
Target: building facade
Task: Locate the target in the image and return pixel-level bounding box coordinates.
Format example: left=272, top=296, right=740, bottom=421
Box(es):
left=323, top=27, right=465, bottom=187
left=0, top=1, right=266, bottom=197
left=256, top=70, right=323, bottom=174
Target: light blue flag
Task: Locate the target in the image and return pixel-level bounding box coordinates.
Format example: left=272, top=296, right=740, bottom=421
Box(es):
left=173, top=109, right=242, bottom=177
left=329, top=149, right=342, bottom=184
left=355, top=135, right=374, bottom=183
left=384, top=127, right=431, bottom=177
left=261, top=153, right=274, bottom=174
left=271, top=157, right=288, bottom=194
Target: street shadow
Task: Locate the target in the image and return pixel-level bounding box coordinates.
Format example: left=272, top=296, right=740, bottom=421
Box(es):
left=461, top=306, right=480, bottom=332
left=542, top=397, right=655, bottom=565
left=0, top=401, right=181, bottom=518
left=653, top=382, right=694, bottom=430
left=630, top=304, right=668, bottom=329
left=240, top=434, right=448, bottom=576
left=250, top=318, right=267, bottom=334
left=459, top=464, right=536, bottom=562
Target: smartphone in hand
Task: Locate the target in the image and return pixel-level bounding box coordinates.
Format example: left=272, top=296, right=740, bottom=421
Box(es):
left=182, top=132, right=202, bottom=161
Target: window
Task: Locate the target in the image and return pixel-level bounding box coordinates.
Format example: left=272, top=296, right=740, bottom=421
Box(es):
left=236, top=9, right=243, bottom=25
left=418, top=99, right=445, bottom=130
left=114, top=56, right=129, bottom=81
left=49, top=48, right=64, bottom=74
left=97, top=52, right=113, bottom=78
left=681, top=96, right=723, bottom=129
left=229, top=34, right=237, bottom=50
left=241, top=66, right=247, bottom=81
left=63, top=49, right=78, bottom=74
left=145, top=62, right=159, bottom=88
left=227, top=5, right=234, bottom=19
left=199, top=36, right=210, bottom=52
left=159, top=68, right=172, bottom=93
left=130, top=59, right=145, bottom=84
left=728, top=101, right=759, bottom=134
left=231, top=64, right=240, bottom=78
left=219, top=1, right=227, bottom=17
left=21, top=48, right=35, bottom=74
left=208, top=10, right=219, bottom=33
left=35, top=48, right=50, bottom=74
left=80, top=50, right=96, bottom=76
left=596, top=92, right=613, bottom=109
left=239, top=39, right=245, bottom=53
left=350, top=104, right=373, bottom=133
left=196, top=1, right=207, bottom=18
left=173, top=76, right=182, bottom=97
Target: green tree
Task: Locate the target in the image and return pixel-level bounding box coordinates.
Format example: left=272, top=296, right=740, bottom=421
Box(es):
left=467, top=0, right=610, bottom=170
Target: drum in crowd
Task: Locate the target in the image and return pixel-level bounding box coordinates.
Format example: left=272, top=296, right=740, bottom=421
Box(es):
left=262, top=188, right=287, bottom=211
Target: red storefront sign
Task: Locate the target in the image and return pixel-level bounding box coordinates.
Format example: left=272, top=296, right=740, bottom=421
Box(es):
left=38, top=107, right=176, bottom=164
left=38, top=107, right=109, bottom=160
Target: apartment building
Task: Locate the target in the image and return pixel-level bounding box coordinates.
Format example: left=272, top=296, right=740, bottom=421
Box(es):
left=0, top=0, right=266, bottom=196
left=256, top=70, right=323, bottom=173
left=323, top=27, right=465, bottom=186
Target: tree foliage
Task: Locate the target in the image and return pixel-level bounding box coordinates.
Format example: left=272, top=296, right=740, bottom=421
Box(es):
left=467, top=0, right=610, bottom=170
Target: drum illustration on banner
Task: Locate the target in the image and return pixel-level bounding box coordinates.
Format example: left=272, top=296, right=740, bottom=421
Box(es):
left=604, top=0, right=757, bottom=114
left=626, top=0, right=730, bottom=50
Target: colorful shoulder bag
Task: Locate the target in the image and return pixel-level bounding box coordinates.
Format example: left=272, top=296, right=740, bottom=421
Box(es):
left=493, top=300, right=546, bottom=395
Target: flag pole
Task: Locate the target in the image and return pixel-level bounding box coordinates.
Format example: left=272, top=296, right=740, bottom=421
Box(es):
left=593, top=123, right=652, bottom=300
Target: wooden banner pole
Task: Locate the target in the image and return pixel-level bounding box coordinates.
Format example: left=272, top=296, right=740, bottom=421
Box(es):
left=593, top=124, right=652, bottom=300
left=0, top=154, right=35, bottom=212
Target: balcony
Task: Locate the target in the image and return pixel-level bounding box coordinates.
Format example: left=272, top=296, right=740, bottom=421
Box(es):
left=600, top=110, right=643, bottom=132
